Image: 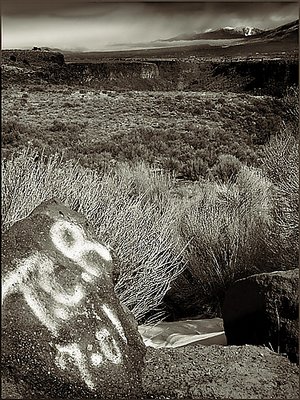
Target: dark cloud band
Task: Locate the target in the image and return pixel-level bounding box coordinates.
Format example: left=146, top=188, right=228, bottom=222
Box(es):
left=2, top=1, right=299, bottom=17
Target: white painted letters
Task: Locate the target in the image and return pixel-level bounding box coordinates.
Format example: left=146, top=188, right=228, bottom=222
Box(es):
left=2, top=253, right=63, bottom=335
left=55, top=343, right=95, bottom=390
left=2, top=219, right=128, bottom=391
left=50, top=220, right=112, bottom=278
left=95, top=328, right=122, bottom=364
left=102, top=304, right=127, bottom=343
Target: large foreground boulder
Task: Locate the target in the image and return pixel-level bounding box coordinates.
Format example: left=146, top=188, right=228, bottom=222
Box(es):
left=222, top=270, right=298, bottom=363
left=2, top=198, right=145, bottom=399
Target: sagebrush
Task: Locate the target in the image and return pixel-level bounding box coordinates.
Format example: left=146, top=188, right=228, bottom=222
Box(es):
left=2, top=130, right=298, bottom=319
left=2, top=148, right=185, bottom=323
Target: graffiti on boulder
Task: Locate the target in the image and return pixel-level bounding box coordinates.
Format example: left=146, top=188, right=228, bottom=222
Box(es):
left=2, top=219, right=128, bottom=390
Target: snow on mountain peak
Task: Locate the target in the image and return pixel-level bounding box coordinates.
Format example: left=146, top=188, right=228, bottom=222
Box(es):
left=219, top=26, right=263, bottom=36
left=230, top=26, right=263, bottom=36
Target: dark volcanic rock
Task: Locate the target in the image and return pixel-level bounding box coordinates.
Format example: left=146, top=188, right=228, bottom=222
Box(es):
left=52, top=61, right=160, bottom=86
left=1, top=48, right=298, bottom=95
left=222, top=269, right=299, bottom=363
left=2, top=49, right=65, bottom=67
left=211, top=59, right=299, bottom=96
left=1, top=198, right=145, bottom=399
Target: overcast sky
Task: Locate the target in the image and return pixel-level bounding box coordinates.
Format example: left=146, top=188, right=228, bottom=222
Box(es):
left=2, top=1, right=299, bottom=51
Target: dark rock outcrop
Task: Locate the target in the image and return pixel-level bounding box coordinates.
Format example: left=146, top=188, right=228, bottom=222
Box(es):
left=45, top=58, right=300, bottom=95
left=222, top=269, right=299, bottom=363
left=211, top=59, right=299, bottom=96
left=2, top=49, right=65, bottom=67
left=49, top=61, right=160, bottom=86
left=1, top=48, right=298, bottom=95
left=1, top=198, right=145, bottom=399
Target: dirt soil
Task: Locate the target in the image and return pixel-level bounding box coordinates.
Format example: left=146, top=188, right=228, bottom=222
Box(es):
left=3, top=343, right=298, bottom=399
left=142, top=344, right=299, bottom=399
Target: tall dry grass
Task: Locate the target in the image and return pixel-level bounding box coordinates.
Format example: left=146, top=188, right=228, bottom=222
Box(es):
left=261, top=131, right=299, bottom=269
left=2, top=148, right=185, bottom=323
left=2, top=129, right=298, bottom=320
left=176, top=165, right=274, bottom=315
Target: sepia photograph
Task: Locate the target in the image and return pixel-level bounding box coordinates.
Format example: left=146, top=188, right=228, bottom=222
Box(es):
left=1, top=1, right=299, bottom=399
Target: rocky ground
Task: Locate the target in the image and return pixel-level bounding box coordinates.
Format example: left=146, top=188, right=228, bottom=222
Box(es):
left=3, top=343, right=298, bottom=399
left=142, top=344, right=299, bottom=399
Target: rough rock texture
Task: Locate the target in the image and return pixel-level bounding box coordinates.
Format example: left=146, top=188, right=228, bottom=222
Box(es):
left=49, top=62, right=160, bottom=86
left=142, top=344, right=299, bottom=399
left=3, top=344, right=299, bottom=399
left=2, top=49, right=65, bottom=67
left=2, top=49, right=298, bottom=95
left=222, top=269, right=299, bottom=363
left=1, top=198, right=145, bottom=399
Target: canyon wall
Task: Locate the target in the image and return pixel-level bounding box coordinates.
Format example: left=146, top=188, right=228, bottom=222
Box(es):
left=2, top=50, right=298, bottom=95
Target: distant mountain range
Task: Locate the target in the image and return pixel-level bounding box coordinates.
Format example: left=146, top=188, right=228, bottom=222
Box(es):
left=163, top=19, right=298, bottom=42
left=254, top=19, right=298, bottom=41
left=17, top=19, right=298, bottom=55
left=164, top=26, right=264, bottom=41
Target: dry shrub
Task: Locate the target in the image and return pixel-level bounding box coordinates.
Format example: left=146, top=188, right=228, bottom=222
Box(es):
left=262, top=131, right=299, bottom=268
left=112, top=161, right=174, bottom=211
left=209, top=154, right=242, bottom=182
left=3, top=130, right=297, bottom=321
left=281, top=86, right=299, bottom=136
left=1, top=148, right=185, bottom=323
left=178, top=165, right=273, bottom=315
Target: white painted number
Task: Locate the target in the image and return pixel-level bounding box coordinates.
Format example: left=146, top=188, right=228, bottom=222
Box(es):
left=2, top=219, right=128, bottom=390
